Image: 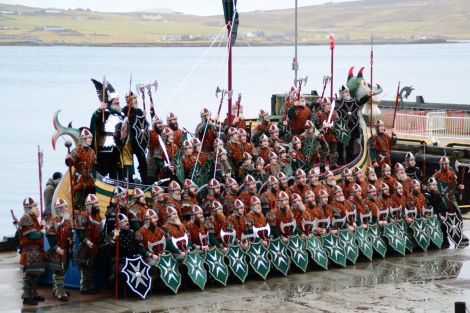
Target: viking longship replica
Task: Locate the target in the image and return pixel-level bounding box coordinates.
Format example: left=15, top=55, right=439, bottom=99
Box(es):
left=38, top=0, right=468, bottom=299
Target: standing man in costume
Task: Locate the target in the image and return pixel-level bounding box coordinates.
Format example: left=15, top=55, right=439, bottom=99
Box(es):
left=252, top=110, right=274, bottom=146
left=147, top=115, right=164, bottom=183
left=155, top=127, right=179, bottom=180
left=121, top=91, right=149, bottom=183
left=288, top=97, right=312, bottom=136
left=166, top=112, right=184, bottom=148
left=335, top=85, right=370, bottom=163
left=433, top=156, right=466, bottom=226
left=90, top=80, right=124, bottom=179
left=403, top=152, right=423, bottom=183
left=195, top=108, right=217, bottom=152
left=46, top=198, right=73, bottom=302
left=369, top=120, right=397, bottom=174
left=19, top=197, right=46, bottom=305
left=135, top=209, right=165, bottom=264
left=74, top=194, right=102, bottom=294
left=65, top=128, right=96, bottom=210
left=314, top=99, right=339, bottom=171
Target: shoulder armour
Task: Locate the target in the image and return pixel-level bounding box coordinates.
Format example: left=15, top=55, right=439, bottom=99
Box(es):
left=18, top=214, right=33, bottom=228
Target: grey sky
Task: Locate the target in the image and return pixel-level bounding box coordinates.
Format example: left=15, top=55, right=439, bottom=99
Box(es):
left=2, top=0, right=357, bottom=15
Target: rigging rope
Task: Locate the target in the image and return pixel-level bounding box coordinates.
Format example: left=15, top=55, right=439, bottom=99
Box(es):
left=161, top=25, right=227, bottom=110
left=241, top=37, right=285, bottom=92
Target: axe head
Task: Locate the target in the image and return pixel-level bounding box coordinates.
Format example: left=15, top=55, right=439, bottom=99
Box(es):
left=455, top=159, right=470, bottom=173
left=147, top=80, right=158, bottom=92
left=238, top=92, right=242, bottom=101
left=295, top=76, right=308, bottom=88
left=135, top=83, right=143, bottom=96
left=215, top=86, right=222, bottom=98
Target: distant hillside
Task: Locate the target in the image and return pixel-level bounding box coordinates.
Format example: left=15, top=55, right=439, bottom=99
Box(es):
left=0, top=0, right=468, bottom=45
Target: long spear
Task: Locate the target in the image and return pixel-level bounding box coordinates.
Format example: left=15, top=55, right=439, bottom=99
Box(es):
left=392, top=81, right=401, bottom=130
left=329, top=34, right=335, bottom=102
left=114, top=177, right=120, bottom=299
left=37, top=145, right=44, bottom=219
left=102, top=76, right=106, bottom=123
left=390, top=81, right=401, bottom=156
left=369, top=34, right=374, bottom=135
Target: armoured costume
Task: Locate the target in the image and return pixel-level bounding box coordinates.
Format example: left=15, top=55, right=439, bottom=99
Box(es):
left=121, top=94, right=150, bottom=183
left=74, top=194, right=102, bottom=294
left=65, top=128, right=96, bottom=209
left=314, top=99, right=338, bottom=170
left=19, top=197, right=45, bottom=305
left=46, top=198, right=73, bottom=302
left=89, top=82, right=124, bottom=179
left=287, top=98, right=312, bottom=136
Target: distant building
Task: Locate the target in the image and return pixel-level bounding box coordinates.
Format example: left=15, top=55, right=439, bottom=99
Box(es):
left=45, top=10, right=61, bottom=14
left=245, top=31, right=265, bottom=38
left=0, top=10, right=14, bottom=14
left=40, top=25, right=65, bottom=32
left=141, top=14, right=163, bottom=21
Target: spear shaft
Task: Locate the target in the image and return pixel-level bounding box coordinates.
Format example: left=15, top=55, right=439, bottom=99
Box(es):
left=37, top=145, right=44, bottom=219
left=369, top=35, right=374, bottom=135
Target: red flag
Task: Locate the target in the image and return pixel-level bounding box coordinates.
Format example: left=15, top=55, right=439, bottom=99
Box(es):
left=329, top=34, right=335, bottom=49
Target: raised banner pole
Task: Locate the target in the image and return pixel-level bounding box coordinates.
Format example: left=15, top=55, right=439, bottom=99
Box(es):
left=330, top=34, right=335, bottom=102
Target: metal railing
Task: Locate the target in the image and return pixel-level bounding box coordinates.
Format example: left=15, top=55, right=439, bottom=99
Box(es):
left=382, top=112, right=470, bottom=144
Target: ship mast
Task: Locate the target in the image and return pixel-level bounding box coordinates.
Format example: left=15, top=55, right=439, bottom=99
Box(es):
left=293, top=0, right=299, bottom=84
left=227, top=21, right=233, bottom=126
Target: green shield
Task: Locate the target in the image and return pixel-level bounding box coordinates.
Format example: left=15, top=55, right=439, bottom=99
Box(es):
left=183, top=251, right=207, bottom=290
left=436, top=181, right=452, bottom=209
left=333, top=119, right=351, bottom=145
left=425, top=215, right=443, bottom=249
left=225, top=244, right=249, bottom=283
left=338, top=230, right=359, bottom=264
left=410, top=218, right=430, bottom=251
left=172, top=152, right=185, bottom=183
left=301, top=136, right=318, bottom=159
left=246, top=241, right=271, bottom=280
left=382, top=223, right=406, bottom=256
left=321, top=233, right=346, bottom=267
left=287, top=235, right=309, bottom=272
left=267, top=238, right=290, bottom=276
left=193, top=158, right=214, bottom=188
left=204, top=248, right=229, bottom=286
left=354, top=227, right=373, bottom=261
left=305, top=235, right=328, bottom=270
left=395, top=220, right=413, bottom=253
left=282, top=163, right=294, bottom=177
left=156, top=254, right=181, bottom=294
left=368, top=224, right=387, bottom=258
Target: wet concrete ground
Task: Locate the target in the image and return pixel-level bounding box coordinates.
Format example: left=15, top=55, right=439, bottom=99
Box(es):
left=3, top=221, right=470, bottom=313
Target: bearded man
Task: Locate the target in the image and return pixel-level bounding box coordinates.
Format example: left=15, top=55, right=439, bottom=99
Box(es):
left=90, top=91, right=124, bottom=179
